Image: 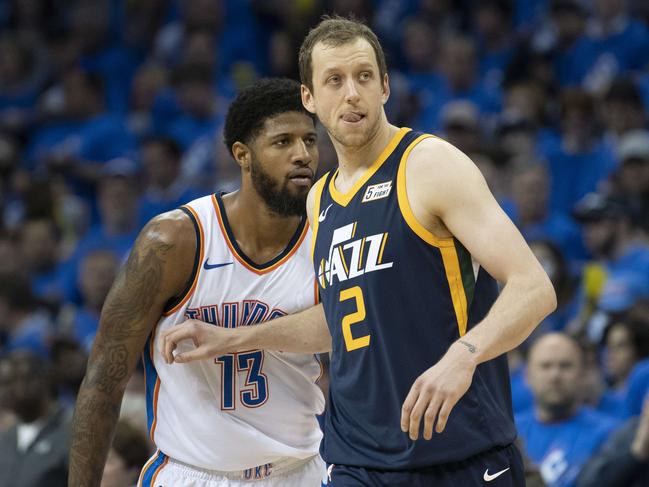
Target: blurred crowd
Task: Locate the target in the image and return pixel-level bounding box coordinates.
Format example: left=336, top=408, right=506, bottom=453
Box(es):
left=1, top=0, right=649, bottom=486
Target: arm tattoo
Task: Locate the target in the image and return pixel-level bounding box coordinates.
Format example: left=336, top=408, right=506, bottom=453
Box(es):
left=68, top=223, right=174, bottom=487
left=101, top=225, right=173, bottom=339
left=458, top=340, right=477, bottom=353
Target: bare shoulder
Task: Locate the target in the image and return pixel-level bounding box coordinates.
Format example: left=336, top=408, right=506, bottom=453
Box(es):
left=406, top=136, right=489, bottom=217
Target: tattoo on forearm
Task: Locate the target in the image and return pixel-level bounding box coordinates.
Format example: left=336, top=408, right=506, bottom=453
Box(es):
left=69, top=221, right=174, bottom=486
left=68, top=379, right=121, bottom=486
left=459, top=340, right=477, bottom=353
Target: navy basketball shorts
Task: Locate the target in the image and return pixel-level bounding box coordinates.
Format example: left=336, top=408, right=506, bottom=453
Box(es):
left=327, top=443, right=525, bottom=487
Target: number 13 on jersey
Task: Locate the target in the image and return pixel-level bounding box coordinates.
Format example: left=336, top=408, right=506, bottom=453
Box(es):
left=340, top=286, right=370, bottom=351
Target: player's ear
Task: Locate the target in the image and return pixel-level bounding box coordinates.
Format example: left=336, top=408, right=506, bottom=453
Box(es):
left=301, top=84, right=316, bottom=114
left=232, top=142, right=251, bottom=171
left=381, top=73, right=390, bottom=105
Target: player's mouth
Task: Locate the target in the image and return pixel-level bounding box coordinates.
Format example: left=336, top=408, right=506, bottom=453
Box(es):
left=341, top=111, right=365, bottom=125
left=287, top=168, right=314, bottom=187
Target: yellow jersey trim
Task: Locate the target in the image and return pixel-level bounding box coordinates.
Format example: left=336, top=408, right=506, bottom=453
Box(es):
left=396, top=133, right=468, bottom=336
left=328, top=127, right=411, bottom=207
left=310, top=173, right=329, bottom=261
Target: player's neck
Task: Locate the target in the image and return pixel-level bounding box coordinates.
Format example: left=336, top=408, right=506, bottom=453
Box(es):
left=222, top=190, right=303, bottom=265
left=333, top=120, right=399, bottom=191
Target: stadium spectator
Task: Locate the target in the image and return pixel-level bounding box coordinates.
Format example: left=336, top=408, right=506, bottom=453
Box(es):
left=415, top=35, right=502, bottom=132
left=0, top=273, right=52, bottom=357
left=517, top=333, right=619, bottom=487
left=60, top=249, right=119, bottom=351
left=49, top=336, right=87, bottom=410
left=583, top=0, right=649, bottom=92
left=17, top=217, right=65, bottom=311
left=510, top=164, right=586, bottom=262
left=0, top=350, right=71, bottom=487
left=597, top=319, right=649, bottom=417
left=577, top=396, right=649, bottom=487
left=571, top=193, right=649, bottom=340
left=139, top=136, right=201, bottom=222
left=472, top=0, right=515, bottom=88
left=100, top=420, right=152, bottom=487
left=609, top=130, right=649, bottom=233
left=541, top=89, right=616, bottom=216
left=600, top=78, right=647, bottom=153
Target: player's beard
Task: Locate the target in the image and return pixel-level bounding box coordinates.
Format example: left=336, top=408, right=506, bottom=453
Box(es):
left=250, top=155, right=310, bottom=217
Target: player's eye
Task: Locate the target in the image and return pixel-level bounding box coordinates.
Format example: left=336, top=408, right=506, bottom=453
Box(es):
left=327, top=75, right=341, bottom=85
left=304, top=136, right=317, bottom=146
left=274, top=138, right=288, bottom=146
left=359, top=71, right=372, bottom=81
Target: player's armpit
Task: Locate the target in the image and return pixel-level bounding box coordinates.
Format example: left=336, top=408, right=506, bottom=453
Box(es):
left=68, top=210, right=197, bottom=487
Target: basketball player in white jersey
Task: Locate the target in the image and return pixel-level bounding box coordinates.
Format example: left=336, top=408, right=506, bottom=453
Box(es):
left=68, top=78, right=329, bottom=487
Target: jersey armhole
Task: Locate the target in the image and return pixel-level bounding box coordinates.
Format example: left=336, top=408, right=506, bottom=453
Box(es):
left=310, top=172, right=330, bottom=260
left=395, top=134, right=455, bottom=249
left=162, top=205, right=204, bottom=315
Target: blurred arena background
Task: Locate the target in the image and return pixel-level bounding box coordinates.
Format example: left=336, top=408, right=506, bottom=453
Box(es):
left=0, top=1, right=649, bottom=486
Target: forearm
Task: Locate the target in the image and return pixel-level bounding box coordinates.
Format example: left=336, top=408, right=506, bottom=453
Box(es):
left=457, top=272, right=556, bottom=364
left=68, top=376, right=123, bottom=487
left=233, top=304, right=331, bottom=353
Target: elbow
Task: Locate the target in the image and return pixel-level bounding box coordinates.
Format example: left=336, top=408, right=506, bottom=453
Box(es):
left=539, top=271, right=557, bottom=316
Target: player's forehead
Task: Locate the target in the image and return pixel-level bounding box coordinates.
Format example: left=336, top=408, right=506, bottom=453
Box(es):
left=311, top=37, right=379, bottom=75
left=258, top=111, right=315, bottom=138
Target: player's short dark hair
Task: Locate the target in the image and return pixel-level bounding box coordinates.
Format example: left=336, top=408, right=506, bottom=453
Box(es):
left=223, top=78, right=314, bottom=154
left=299, top=15, right=387, bottom=92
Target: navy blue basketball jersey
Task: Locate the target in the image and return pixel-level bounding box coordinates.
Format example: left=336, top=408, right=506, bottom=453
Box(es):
left=312, top=127, right=516, bottom=469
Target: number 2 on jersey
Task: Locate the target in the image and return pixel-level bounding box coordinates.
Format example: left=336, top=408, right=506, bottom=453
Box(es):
left=215, top=351, right=268, bottom=410
left=340, top=286, right=370, bottom=351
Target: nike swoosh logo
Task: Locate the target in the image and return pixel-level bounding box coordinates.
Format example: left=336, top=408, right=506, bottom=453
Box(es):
left=318, top=204, right=333, bottom=222
left=483, top=467, right=510, bottom=482
left=203, top=260, right=234, bottom=270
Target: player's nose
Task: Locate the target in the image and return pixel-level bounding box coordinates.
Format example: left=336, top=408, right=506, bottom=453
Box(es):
left=344, top=78, right=361, bottom=104
left=291, top=139, right=312, bottom=165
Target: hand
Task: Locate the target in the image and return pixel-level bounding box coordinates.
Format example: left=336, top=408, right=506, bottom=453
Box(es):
left=631, top=397, right=649, bottom=460
left=161, top=319, right=242, bottom=364
left=400, top=341, right=477, bottom=440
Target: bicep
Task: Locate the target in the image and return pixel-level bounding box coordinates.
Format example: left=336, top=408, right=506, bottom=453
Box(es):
left=86, top=213, right=196, bottom=391
left=408, top=141, right=542, bottom=284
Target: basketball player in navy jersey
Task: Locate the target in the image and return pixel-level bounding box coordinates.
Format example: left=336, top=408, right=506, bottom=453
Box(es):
left=162, top=16, right=557, bottom=486
left=69, top=78, right=330, bottom=487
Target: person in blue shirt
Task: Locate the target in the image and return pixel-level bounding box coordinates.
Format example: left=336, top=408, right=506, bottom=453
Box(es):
left=625, top=358, right=649, bottom=417
left=599, top=319, right=649, bottom=418
left=17, top=218, right=67, bottom=312
left=510, top=164, right=587, bottom=263
left=570, top=193, right=649, bottom=340
left=539, top=90, right=617, bottom=216
left=138, top=136, right=202, bottom=223
left=516, top=333, right=620, bottom=487
left=60, top=158, right=143, bottom=305
left=414, top=35, right=502, bottom=133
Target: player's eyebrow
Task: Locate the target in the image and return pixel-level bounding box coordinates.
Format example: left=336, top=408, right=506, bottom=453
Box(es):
left=269, top=130, right=317, bottom=139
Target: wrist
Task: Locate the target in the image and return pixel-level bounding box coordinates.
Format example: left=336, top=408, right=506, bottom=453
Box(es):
left=450, top=339, right=480, bottom=369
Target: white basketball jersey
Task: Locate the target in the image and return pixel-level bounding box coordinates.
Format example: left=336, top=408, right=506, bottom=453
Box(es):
left=142, top=194, right=324, bottom=471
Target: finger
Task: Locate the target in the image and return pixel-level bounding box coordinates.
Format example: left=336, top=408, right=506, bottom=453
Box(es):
left=401, top=384, right=421, bottom=432
left=435, top=397, right=457, bottom=433
left=408, top=393, right=430, bottom=441
left=174, top=346, right=214, bottom=363
left=422, top=395, right=443, bottom=440
left=161, top=324, right=197, bottom=363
